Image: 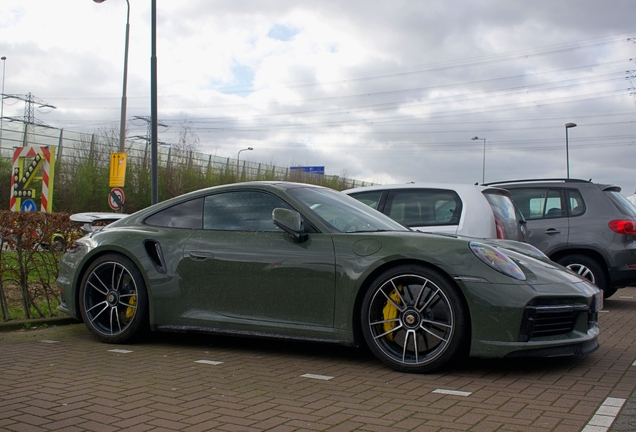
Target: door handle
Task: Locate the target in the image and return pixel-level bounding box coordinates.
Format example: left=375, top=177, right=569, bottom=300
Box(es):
left=189, top=251, right=214, bottom=261
left=544, top=228, right=561, bottom=235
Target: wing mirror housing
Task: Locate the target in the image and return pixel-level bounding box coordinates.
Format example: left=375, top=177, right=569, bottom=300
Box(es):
left=272, top=208, right=308, bottom=242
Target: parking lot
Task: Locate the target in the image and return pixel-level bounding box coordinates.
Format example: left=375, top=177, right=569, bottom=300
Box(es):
left=1, top=287, right=636, bottom=431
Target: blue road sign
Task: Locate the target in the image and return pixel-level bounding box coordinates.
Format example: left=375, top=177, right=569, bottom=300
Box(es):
left=20, top=198, right=37, bottom=212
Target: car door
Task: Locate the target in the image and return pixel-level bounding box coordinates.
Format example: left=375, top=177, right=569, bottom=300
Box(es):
left=507, top=187, right=569, bottom=253
left=178, top=190, right=337, bottom=327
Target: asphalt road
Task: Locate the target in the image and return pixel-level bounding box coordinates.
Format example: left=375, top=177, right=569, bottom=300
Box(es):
left=1, top=287, right=636, bottom=431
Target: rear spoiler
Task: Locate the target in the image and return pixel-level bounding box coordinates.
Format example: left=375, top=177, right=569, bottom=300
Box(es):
left=70, top=212, right=128, bottom=234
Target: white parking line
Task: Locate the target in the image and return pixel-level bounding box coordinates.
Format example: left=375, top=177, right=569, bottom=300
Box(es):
left=432, top=389, right=472, bottom=397
left=108, top=349, right=133, bottom=354
left=194, top=359, right=223, bottom=365
left=39, top=340, right=59, bottom=344
left=301, top=373, right=334, bottom=380
left=581, top=397, right=626, bottom=432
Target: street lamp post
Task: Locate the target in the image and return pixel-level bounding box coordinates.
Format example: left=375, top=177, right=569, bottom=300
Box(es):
left=151, top=0, right=158, bottom=204
left=93, top=0, right=130, bottom=154
left=471, top=136, right=487, bottom=184
left=565, top=123, right=577, bottom=179
left=237, top=147, right=253, bottom=181
left=1, top=56, right=6, bottom=145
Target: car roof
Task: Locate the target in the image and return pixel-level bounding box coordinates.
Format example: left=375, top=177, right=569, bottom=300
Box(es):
left=343, top=183, right=509, bottom=195
left=484, top=178, right=619, bottom=191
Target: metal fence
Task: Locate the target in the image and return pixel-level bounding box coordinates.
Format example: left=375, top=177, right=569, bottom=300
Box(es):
left=0, top=121, right=373, bottom=190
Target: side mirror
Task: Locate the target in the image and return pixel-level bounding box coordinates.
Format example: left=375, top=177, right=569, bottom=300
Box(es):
left=272, top=208, right=308, bottom=242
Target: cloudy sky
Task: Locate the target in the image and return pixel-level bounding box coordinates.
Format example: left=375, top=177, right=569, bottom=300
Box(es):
left=1, top=1, right=635, bottom=193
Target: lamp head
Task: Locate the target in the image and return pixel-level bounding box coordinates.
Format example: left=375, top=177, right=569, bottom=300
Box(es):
left=471, top=136, right=479, bottom=140
left=565, top=123, right=577, bottom=128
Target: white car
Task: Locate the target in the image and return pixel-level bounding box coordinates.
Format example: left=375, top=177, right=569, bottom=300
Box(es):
left=344, top=183, right=526, bottom=241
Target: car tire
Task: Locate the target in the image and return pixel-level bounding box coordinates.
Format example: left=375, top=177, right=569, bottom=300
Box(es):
left=557, top=254, right=612, bottom=298
left=360, top=264, right=468, bottom=373
left=79, top=254, right=148, bottom=343
left=51, top=237, right=66, bottom=252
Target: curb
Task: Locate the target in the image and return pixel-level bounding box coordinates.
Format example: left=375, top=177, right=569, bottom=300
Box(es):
left=0, top=316, right=80, bottom=332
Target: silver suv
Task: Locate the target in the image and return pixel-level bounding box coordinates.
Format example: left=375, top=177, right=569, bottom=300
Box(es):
left=343, top=183, right=527, bottom=241
left=487, top=179, right=636, bottom=298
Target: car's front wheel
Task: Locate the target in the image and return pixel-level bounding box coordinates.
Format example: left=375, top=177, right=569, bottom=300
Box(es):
left=79, top=254, right=148, bottom=343
left=360, top=265, right=468, bottom=373
left=557, top=254, right=614, bottom=298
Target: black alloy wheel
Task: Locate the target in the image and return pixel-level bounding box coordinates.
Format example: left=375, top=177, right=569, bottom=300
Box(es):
left=79, top=254, right=148, bottom=343
left=361, top=265, right=468, bottom=373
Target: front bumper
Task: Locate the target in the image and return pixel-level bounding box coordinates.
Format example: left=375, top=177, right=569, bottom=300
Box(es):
left=460, top=278, right=602, bottom=359
left=505, top=333, right=599, bottom=358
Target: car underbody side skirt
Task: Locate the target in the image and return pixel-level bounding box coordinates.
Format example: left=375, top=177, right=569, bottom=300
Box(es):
left=152, top=324, right=358, bottom=347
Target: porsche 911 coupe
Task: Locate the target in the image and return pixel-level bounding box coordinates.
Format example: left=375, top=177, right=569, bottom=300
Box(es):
left=57, top=182, right=602, bottom=373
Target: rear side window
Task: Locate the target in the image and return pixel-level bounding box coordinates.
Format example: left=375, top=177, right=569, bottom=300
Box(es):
left=384, top=189, right=462, bottom=227
left=507, top=188, right=566, bottom=219
left=144, top=198, right=204, bottom=229
left=567, top=189, right=586, bottom=216
left=507, top=187, right=585, bottom=219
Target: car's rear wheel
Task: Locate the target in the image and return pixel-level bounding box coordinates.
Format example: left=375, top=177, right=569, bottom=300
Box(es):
left=361, top=265, right=468, bottom=373
left=79, top=254, right=148, bottom=343
left=557, top=254, right=613, bottom=298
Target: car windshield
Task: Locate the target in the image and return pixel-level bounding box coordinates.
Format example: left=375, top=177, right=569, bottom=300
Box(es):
left=288, top=187, right=409, bottom=233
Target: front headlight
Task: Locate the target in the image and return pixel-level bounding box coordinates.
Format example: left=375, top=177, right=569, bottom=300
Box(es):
left=469, top=241, right=526, bottom=281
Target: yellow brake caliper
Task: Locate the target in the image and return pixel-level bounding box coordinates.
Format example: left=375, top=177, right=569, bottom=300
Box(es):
left=125, top=295, right=137, bottom=320
left=382, top=286, right=402, bottom=341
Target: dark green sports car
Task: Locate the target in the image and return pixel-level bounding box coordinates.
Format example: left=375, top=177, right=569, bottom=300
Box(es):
left=57, top=182, right=602, bottom=373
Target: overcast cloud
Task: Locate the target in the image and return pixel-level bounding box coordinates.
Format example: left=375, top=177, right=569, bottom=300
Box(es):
left=1, top=1, right=635, bottom=193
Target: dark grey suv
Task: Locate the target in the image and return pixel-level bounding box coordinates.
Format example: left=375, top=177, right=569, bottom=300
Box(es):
left=486, top=179, right=636, bottom=298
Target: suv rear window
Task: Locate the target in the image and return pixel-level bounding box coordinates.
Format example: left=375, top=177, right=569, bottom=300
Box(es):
left=606, top=191, right=636, bottom=218
left=482, top=192, right=518, bottom=239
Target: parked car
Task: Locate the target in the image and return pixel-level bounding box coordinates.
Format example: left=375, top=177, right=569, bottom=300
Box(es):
left=57, top=182, right=601, bottom=373
left=486, top=178, right=636, bottom=298
left=344, top=183, right=527, bottom=241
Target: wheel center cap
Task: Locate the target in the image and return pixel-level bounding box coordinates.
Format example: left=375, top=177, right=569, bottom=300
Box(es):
left=403, top=311, right=420, bottom=328
left=107, top=291, right=119, bottom=306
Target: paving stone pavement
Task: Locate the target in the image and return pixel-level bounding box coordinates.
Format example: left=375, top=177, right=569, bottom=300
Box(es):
left=1, top=287, right=636, bottom=432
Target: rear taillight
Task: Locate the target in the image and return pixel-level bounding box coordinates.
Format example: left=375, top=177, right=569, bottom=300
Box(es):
left=608, top=220, right=636, bottom=235
left=495, top=217, right=507, bottom=239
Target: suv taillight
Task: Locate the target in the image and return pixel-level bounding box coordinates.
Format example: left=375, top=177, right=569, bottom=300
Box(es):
left=495, top=217, right=507, bottom=239
left=608, top=220, right=636, bottom=235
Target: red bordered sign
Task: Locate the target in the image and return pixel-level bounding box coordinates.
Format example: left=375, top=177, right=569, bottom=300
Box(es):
left=108, top=187, right=125, bottom=211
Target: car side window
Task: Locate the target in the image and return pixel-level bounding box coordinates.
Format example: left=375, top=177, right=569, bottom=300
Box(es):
left=144, top=197, right=204, bottom=229
left=543, top=190, right=565, bottom=218
left=567, top=189, right=586, bottom=216
left=385, top=190, right=462, bottom=227
left=203, top=191, right=291, bottom=231
left=347, top=191, right=383, bottom=209
left=508, top=188, right=565, bottom=219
